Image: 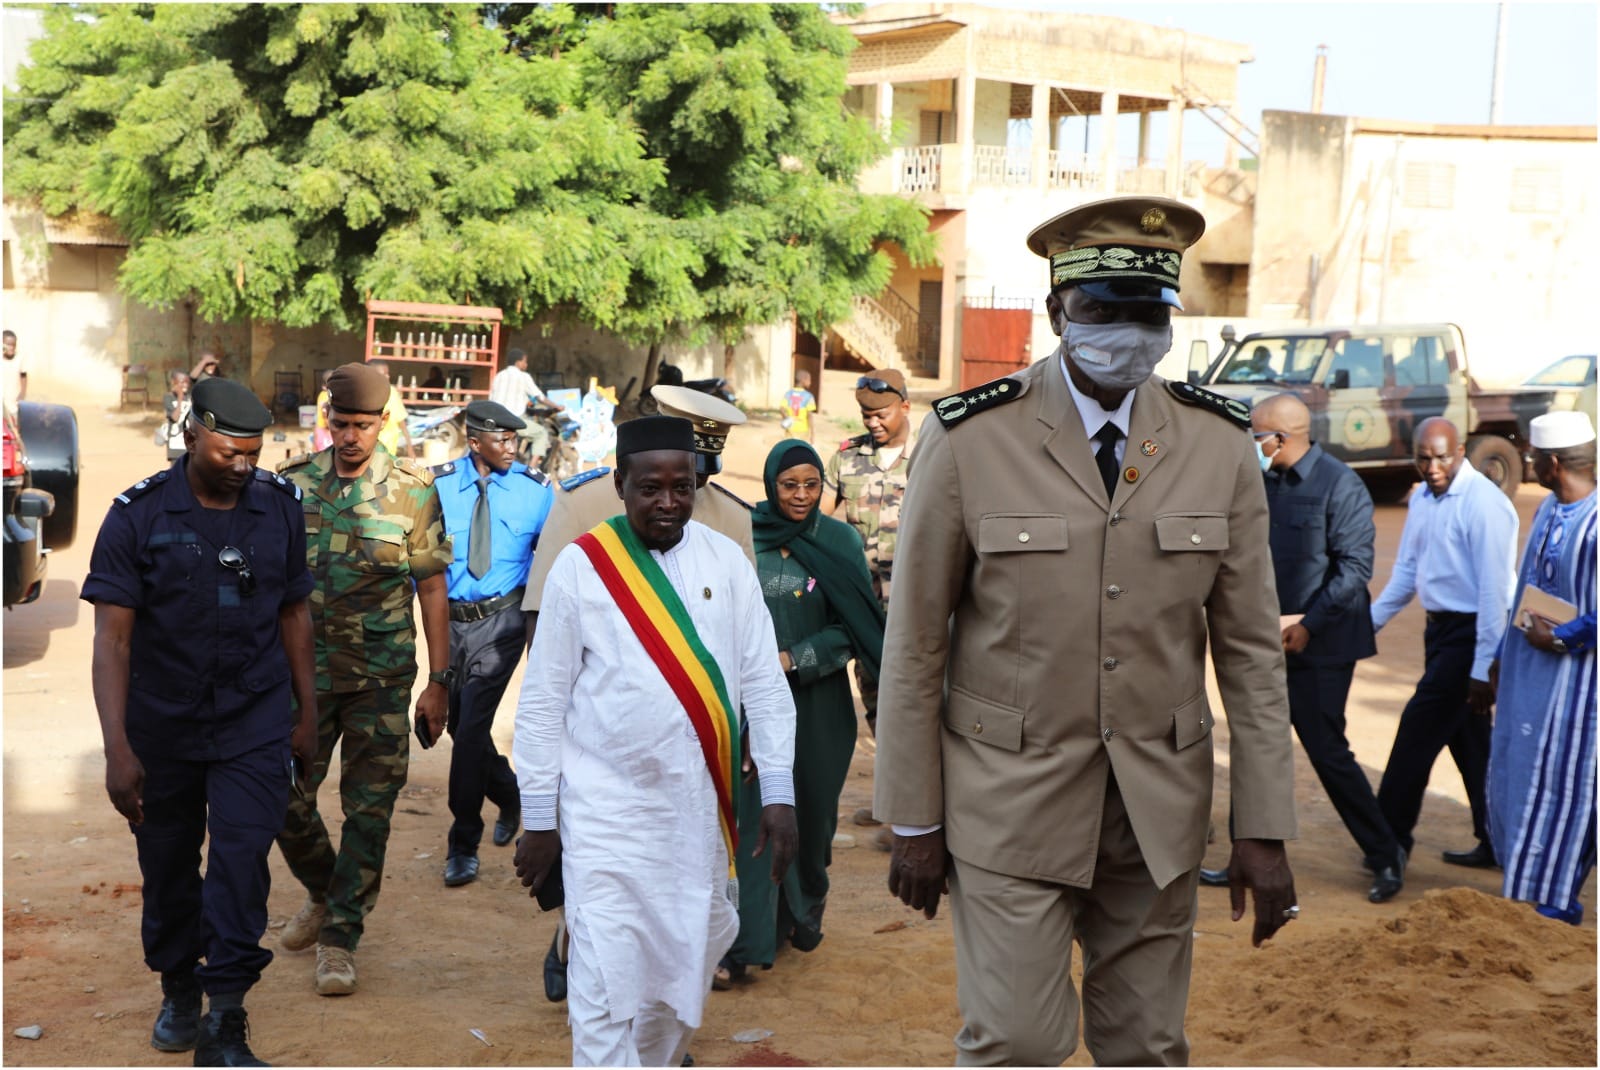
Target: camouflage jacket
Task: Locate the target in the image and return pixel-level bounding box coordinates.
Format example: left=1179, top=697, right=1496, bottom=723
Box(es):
left=825, top=431, right=915, bottom=608
left=279, top=446, right=452, bottom=693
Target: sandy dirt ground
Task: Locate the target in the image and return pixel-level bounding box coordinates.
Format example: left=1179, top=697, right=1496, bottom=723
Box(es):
left=3, top=371, right=1594, bottom=1067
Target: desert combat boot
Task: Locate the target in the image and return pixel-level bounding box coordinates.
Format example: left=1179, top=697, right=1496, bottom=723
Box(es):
left=279, top=897, right=326, bottom=952
left=315, top=944, right=357, bottom=996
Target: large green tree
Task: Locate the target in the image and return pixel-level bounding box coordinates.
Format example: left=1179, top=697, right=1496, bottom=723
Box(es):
left=4, top=3, right=705, bottom=334
left=513, top=3, right=935, bottom=384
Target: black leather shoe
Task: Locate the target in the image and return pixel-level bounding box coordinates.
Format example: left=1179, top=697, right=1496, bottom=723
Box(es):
left=1368, top=848, right=1407, bottom=903
left=1198, top=867, right=1230, bottom=887
left=151, top=971, right=202, bottom=1052
left=543, top=929, right=567, bottom=1003
left=493, top=806, right=519, bottom=848
left=193, top=1007, right=268, bottom=1067
left=443, top=854, right=480, bottom=887
left=1442, top=842, right=1498, bottom=869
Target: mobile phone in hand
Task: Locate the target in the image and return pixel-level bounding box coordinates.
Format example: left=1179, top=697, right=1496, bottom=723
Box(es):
left=289, top=756, right=307, bottom=800
left=414, top=715, right=434, bottom=750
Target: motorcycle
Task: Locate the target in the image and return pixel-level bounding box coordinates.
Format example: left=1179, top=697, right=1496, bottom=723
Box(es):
left=636, top=362, right=738, bottom=414
left=405, top=404, right=464, bottom=456
left=521, top=402, right=581, bottom=481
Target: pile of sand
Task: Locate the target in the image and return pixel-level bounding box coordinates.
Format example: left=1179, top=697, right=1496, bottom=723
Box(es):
left=1192, top=888, right=1597, bottom=1066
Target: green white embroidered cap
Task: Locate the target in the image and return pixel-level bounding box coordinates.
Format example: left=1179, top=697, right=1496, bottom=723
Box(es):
left=1027, top=196, right=1206, bottom=309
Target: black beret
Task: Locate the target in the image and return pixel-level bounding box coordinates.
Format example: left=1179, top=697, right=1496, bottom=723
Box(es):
left=617, top=415, right=694, bottom=459
left=464, top=400, right=526, bottom=433
left=191, top=377, right=272, bottom=438
left=326, top=362, right=391, bottom=414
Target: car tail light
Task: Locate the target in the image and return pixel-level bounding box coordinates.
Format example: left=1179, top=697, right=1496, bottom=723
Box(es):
left=3, top=417, right=23, bottom=478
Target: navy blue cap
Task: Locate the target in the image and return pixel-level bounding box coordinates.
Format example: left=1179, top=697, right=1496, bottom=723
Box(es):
left=464, top=400, right=526, bottom=432
left=191, top=377, right=272, bottom=438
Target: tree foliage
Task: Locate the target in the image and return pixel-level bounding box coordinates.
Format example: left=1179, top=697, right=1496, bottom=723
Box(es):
left=6, top=3, right=932, bottom=352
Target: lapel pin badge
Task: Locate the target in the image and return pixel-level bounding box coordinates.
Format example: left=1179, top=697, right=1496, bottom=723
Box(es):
left=1123, top=466, right=1139, bottom=483
left=1140, top=439, right=1158, bottom=457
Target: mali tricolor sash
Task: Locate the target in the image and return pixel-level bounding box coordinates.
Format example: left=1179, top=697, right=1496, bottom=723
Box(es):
left=574, top=517, right=740, bottom=866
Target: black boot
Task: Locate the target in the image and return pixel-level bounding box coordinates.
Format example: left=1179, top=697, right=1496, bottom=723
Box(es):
left=151, top=971, right=202, bottom=1052
left=194, top=1006, right=268, bottom=1067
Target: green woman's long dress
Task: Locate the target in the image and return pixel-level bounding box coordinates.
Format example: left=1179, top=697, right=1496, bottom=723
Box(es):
left=728, top=548, right=860, bottom=968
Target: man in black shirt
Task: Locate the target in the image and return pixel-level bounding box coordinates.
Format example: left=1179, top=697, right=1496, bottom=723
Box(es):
left=1204, top=393, right=1405, bottom=903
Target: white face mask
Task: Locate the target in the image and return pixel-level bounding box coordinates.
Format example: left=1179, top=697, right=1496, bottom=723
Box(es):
left=1063, top=321, right=1173, bottom=391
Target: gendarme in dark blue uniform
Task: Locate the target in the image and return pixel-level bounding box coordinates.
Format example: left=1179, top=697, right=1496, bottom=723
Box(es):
left=83, top=378, right=314, bottom=1066
left=433, top=400, right=554, bottom=886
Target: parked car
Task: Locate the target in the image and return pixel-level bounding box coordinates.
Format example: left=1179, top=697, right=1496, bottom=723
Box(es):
left=3, top=401, right=79, bottom=607
left=1523, top=354, right=1595, bottom=416
left=1189, top=323, right=1553, bottom=501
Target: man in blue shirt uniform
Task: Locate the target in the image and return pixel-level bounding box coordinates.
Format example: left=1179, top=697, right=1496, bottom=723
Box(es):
left=1371, top=416, right=1519, bottom=869
left=84, top=377, right=318, bottom=1067
left=433, top=400, right=555, bottom=886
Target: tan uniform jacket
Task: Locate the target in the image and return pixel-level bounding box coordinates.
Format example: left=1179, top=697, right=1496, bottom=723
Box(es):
left=521, top=471, right=756, bottom=612
left=873, top=359, right=1296, bottom=890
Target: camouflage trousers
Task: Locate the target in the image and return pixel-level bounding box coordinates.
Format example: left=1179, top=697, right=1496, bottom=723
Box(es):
left=854, top=587, right=890, bottom=732
left=275, top=686, right=410, bottom=951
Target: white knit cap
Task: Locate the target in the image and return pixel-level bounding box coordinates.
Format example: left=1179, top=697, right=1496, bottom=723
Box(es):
left=1530, top=410, right=1597, bottom=450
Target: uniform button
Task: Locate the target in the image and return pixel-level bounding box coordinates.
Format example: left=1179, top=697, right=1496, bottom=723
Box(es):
left=1103, top=728, right=1115, bottom=741
left=1109, top=513, right=1123, bottom=526
left=1103, top=657, right=1118, bottom=670
left=1106, top=584, right=1122, bottom=599
left=1017, top=532, right=1031, bottom=544
left=972, top=722, right=983, bottom=734
left=1190, top=533, right=1203, bottom=545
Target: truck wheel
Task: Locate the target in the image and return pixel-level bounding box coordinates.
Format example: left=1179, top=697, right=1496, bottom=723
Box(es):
left=1465, top=435, right=1522, bottom=499
left=16, top=401, right=79, bottom=552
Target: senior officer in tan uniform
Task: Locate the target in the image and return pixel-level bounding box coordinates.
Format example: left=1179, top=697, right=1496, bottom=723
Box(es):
left=875, top=196, right=1299, bottom=1067
left=519, top=381, right=756, bottom=1004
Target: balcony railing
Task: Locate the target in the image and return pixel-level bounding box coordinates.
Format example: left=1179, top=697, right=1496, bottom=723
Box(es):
left=972, top=144, right=1032, bottom=186
left=1044, top=151, right=1102, bottom=192
left=899, top=145, right=942, bottom=193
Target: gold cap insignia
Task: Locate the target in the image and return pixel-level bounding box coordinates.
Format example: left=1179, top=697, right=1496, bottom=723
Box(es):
left=1140, top=208, right=1167, bottom=233
left=201, top=411, right=216, bottom=430
left=703, top=419, right=719, bottom=430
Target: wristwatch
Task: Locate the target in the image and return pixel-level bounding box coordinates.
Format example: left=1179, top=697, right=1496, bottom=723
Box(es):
left=1550, top=636, right=1569, bottom=654
left=428, top=669, right=457, bottom=688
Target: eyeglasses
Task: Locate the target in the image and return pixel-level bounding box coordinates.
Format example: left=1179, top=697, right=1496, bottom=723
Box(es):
left=218, top=546, right=256, bottom=596
left=778, top=479, right=822, bottom=493
left=1251, top=431, right=1283, bottom=442
left=856, top=376, right=907, bottom=400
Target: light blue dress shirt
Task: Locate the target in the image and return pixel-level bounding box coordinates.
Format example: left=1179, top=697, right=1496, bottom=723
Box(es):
left=1370, top=460, right=1519, bottom=680
left=436, top=455, right=555, bottom=603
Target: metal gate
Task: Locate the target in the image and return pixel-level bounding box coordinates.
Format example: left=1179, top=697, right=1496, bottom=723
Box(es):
left=959, top=297, right=1034, bottom=389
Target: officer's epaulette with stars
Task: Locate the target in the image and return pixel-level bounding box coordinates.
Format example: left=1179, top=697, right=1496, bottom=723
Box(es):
left=1165, top=380, right=1251, bottom=430
left=253, top=467, right=303, bottom=500
left=709, top=482, right=752, bottom=510
left=393, top=457, right=435, bottom=485
left=113, top=469, right=170, bottom=506
left=277, top=452, right=314, bottom=474
left=524, top=467, right=551, bottom=487
left=430, top=460, right=457, bottom=479
left=933, top=377, right=1025, bottom=428
left=560, top=467, right=610, bottom=493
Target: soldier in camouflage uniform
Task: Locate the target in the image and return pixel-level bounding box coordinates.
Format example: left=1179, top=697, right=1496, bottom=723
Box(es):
left=274, top=363, right=454, bottom=998
left=827, top=368, right=915, bottom=846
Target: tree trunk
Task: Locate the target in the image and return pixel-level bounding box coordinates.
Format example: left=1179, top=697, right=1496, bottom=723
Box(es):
left=722, top=342, right=737, bottom=389
left=640, top=340, right=663, bottom=408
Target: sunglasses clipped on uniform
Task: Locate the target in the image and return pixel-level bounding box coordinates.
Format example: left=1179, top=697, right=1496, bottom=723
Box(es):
left=218, top=546, right=256, bottom=596
left=856, top=376, right=906, bottom=400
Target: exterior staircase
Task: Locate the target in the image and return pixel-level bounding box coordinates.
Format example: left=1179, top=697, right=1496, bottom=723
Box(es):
left=828, top=290, right=930, bottom=374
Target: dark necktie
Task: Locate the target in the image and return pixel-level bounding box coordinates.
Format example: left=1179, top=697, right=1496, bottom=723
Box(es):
left=468, top=477, right=492, bottom=579
left=1094, top=422, right=1121, bottom=498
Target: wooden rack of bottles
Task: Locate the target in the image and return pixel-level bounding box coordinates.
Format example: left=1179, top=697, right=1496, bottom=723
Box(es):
left=363, top=299, right=503, bottom=408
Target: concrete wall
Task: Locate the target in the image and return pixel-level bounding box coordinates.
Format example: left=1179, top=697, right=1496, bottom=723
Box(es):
left=1251, top=110, right=1598, bottom=385
left=972, top=78, right=1010, bottom=148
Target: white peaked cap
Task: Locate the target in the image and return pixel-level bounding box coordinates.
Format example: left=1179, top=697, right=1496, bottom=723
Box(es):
left=1530, top=410, right=1596, bottom=450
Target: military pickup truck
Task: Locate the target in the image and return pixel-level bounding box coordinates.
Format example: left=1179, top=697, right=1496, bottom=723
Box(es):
left=1188, top=323, right=1553, bottom=501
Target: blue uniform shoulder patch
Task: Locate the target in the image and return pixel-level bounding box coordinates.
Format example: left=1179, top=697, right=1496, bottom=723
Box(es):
left=253, top=467, right=303, bottom=500
left=933, top=377, right=1025, bottom=428
left=1165, top=380, right=1251, bottom=430
left=429, top=461, right=457, bottom=479
left=524, top=467, right=551, bottom=487
left=113, top=469, right=170, bottom=507
left=560, top=467, right=611, bottom=493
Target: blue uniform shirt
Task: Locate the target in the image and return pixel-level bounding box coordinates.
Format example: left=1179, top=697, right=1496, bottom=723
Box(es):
left=435, top=455, right=555, bottom=602
left=81, top=458, right=314, bottom=762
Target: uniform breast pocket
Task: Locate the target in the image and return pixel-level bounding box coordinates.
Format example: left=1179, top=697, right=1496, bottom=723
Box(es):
left=1272, top=498, right=1326, bottom=553
left=977, top=513, right=1069, bottom=554
left=356, top=519, right=410, bottom=573
left=1153, top=512, right=1229, bottom=599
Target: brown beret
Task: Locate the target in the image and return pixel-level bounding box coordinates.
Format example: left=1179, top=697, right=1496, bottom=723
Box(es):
left=326, top=362, right=391, bottom=415
left=856, top=368, right=907, bottom=410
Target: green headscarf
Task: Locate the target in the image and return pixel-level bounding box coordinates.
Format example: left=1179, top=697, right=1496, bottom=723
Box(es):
left=750, top=438, right=885, bottom=682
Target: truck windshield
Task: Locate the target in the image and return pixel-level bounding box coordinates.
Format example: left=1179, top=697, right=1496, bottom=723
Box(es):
left=1215, top=338, right=1323, bottom=384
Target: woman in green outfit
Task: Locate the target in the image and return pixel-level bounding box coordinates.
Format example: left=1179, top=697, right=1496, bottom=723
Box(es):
left=719, top=440, right=885, bottom=986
